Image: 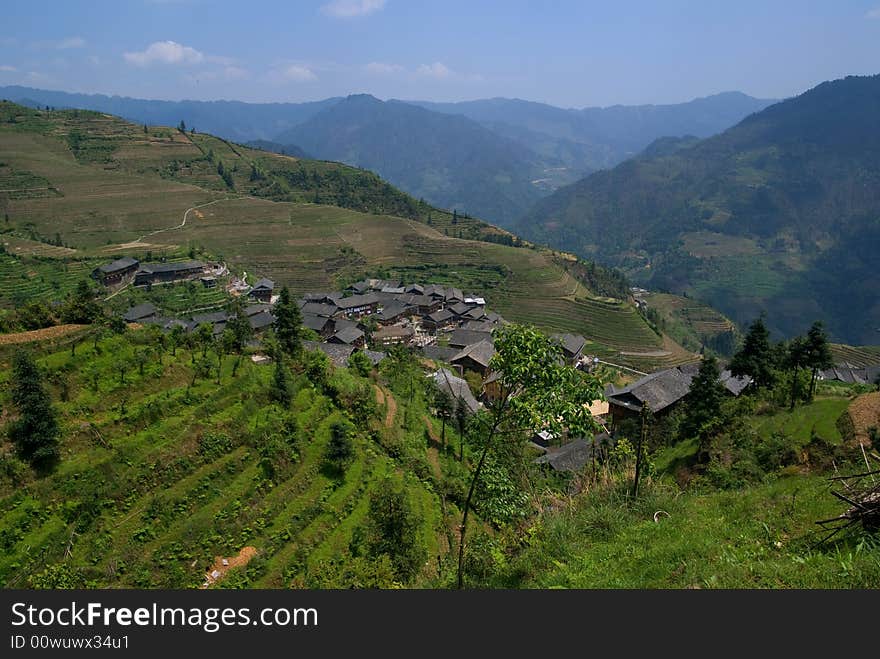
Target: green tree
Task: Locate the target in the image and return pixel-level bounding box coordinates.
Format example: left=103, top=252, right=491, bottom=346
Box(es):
left=434, top=386, right=454, bottom=447
left=8, top=350, right=60, bottom=470
left=60, top=280, right=101, bottom=325
left=273, top=286, right=302, bottom=358
left=804, top=321, right=833, bottom=400
left=729, top=316, right=777, bottom=389
left=681, top=355, right=726, bottom=458
left=362, top=475, right=427, bottom=582
left=324, top=418, right=355, bottom=473
left=225, top=299, right=253, bottom=352
left=456, top=324, right=603, bottom=588
left=195, top=322, right=214, bottom=358
left=169, top=324, right=186, bottom=357
left=178, top=119, right=186, bottom=132
left=271, top=357, right=291, bottom=407
left=348, top=350, right=373, bottom=378
left=786, top=335, right=810, bottom=410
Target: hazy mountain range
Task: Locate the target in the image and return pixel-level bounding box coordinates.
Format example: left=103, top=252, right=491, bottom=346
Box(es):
left=515, top=74, right=880, bottom=344
left=0, top=85, right=773, bottom=224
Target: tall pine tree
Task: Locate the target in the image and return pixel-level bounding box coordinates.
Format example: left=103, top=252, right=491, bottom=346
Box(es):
left=9, top=351, right=60, bottom=470
left=682, top=355, right=726, bottom=460
left=729, top=316, right=777, bottom=389
left=273, top=286, right=302, bottom=358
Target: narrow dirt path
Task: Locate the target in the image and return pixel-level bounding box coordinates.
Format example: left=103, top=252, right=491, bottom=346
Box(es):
left=374, top=385, right=398, bottom=428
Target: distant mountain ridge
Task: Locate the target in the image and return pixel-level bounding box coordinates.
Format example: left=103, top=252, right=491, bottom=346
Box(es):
left=409, top=91, right=776, bottom=171
left=515, top=74, right=880, bottom=344
left=272, top=94, right=551, bottom=224
left=0, top=85, right=774, bottom=226
left=0, top=85, right=341, bottom=143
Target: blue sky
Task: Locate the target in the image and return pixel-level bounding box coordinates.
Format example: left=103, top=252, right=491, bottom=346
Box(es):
left=1, top=0, right=879, bottom=107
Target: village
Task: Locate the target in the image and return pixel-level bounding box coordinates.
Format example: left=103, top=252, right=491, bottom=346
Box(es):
left=87, top=255, right=771, bottom=477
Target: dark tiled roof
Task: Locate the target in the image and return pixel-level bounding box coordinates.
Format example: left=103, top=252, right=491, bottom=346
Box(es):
left=462, top=306, right=487, bottom=321
left=373, top=324, right=414, bottom=340
left=608, top=362, right=751, bottom=413
left=122, top=302, right=157, bottom=322
left=426, top=309, right=454, bottom=323
left=301, top=302, right=338, bottom=317
left=820, top=363, right=880, bottom=385
left=449, top=301, right=474, bottom=316
left=405, top=284, right=424, bottom=294
left=336, top=293, right=379, bottom=309
left=461, top=320, right=496, bottom=333
left=98, top=256, right=139, bottom=274
left=248, top=311, right=275, bottom=331
left=533, top=438, right=592, bottom=472
left=376, top=302, right=413, bottom=321
left=302, top=313, right=331, bottom=332
left=362, top=350, right=387, bottom=366
left=329, top=326, right=365, bottom=344
left=449, top=329, right=493, bottom=348
left=303, top=340, right=355, bottom=367
left=250, top=278, right=275, bottom=292
left=552, top=332, right=587, bottom=357
left=451, top=339, right=495, bottom=369
left=431, top=368, right=480, bottom=415
left=137, top=260, right=205, bottom=274
left=420, top=345, right=460, bottom=363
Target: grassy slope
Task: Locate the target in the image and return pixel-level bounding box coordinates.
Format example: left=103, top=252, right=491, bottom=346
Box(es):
left=516, top=474, right=880, bottom=588
left=0, top=331, right=460, bottom=588
left=0, top=102, right=691, bottom=370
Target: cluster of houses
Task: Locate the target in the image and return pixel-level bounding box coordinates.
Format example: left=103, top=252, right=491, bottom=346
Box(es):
left=92, top=256, right=228, bottom=290
left=107, top=261, right=770, bottom=477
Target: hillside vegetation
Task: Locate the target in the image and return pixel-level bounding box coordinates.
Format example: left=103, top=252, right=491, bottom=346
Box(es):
left=516, top=74, right=880, bottom=344
left=0, top=101, right=687, bottom=370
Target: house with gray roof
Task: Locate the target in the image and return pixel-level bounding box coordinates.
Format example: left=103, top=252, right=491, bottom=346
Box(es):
left=450, top=339, right=495, bottom=377
left=122, top=302, right=158, bottom=323
left=303, top=340, right=356, bottom=367
left=607, top=362, right=751, bottom=424
left=328, top=326, right=366, bottom=347
left=248, top=278, right=275, bottom=303
left=449, top=329, right=493, bottom=349
left=430, top=368, right=481, bottom=416
left=134, top=260, right=205, bottom=286
left=93, top=256, right=139, bottom=285
left=552, top=333, right=587, bottom=364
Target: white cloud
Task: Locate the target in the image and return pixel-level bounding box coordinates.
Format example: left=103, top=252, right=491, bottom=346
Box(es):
left=321, top=0, right=386, bottom=19
left=124, top=40, right=206, bottom=66
left=280, top=64, right=317, bottom=81
left=0, top=64, right=17, bottom=72
left=416, top=62, right=453, bottom=79
left=365, top=61, right=403, bottom=75
left=56, top=36, right=86, bottom=49
left=867, top=7, right=880, bottom=19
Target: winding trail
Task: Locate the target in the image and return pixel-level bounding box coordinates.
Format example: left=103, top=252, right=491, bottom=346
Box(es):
left=134, top=196, right=234, bottom=244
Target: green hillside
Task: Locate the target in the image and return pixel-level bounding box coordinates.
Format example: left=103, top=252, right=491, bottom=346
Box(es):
left=0, top=101, right=687, bottom=370
left=273, top=94, right=551, bottom=225
left=516, top=74, right=880, bottom=345
left=0, top=330, right=461, bottom=588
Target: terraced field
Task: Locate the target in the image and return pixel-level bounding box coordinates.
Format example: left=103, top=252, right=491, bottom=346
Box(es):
left=830, top=344, right=880, bottom=367
left=0, top=331, right=450, bottom=588
left=0, top=101, right=694, bottom=362
left=0, top=251, right=103, bottom=307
